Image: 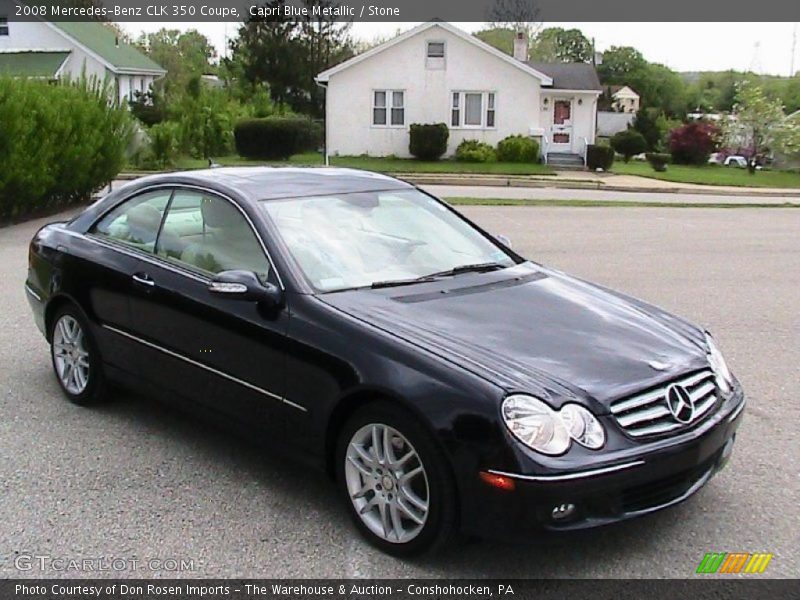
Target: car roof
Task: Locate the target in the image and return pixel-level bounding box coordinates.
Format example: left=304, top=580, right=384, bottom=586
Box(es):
left=133, top=167, right=414, bottom=201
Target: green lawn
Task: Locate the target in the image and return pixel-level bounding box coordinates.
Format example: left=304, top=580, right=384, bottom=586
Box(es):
left=174, top=152, right=555, bottom=176
left=612, top=161, right=800, bottom=189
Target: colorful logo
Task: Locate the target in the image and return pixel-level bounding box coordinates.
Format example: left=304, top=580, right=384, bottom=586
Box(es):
left=696, top=552, right=773, bottom=574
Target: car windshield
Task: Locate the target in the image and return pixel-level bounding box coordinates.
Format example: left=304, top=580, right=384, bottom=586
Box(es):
left=260, top=189, right=515, bottom=292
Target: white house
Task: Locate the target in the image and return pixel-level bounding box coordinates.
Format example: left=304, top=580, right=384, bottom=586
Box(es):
left=0, top=15, right=165, bottom=104
left=315, top=22, right=602, bottom=164
left=610, top=85, right=640, bottom=113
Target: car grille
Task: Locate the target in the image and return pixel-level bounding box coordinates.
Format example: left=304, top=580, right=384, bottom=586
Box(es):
left=610, top=369, right=718, bottom=438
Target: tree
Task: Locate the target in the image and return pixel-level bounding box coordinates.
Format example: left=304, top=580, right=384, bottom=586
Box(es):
left=474, top=27, right=516, bottom=56
left=632, top=108, right=663, bottom=151
left=530, top=28, right=592, bottom=63
left=228, top=0, right=353, bottom=116
left=610, top=129, right=647, bottom=162
left=598, top=46, right=647, bottom=82
left=136, top=29, right=216, bottom=100
left=598, top=47, right=689, bottom=117
left=721, top=81, right=800, bottom=172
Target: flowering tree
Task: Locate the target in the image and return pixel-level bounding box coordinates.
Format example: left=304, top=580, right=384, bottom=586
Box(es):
left=720, top=81, right=800, bottom=173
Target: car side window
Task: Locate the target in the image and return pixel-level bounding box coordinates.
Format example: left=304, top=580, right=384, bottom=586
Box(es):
left=92, top=190, right=172, bottom=253
left=156, top=191, right=270, bottom=281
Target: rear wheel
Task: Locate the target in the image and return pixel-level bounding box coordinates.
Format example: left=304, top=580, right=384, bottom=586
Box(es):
left=336, top=402, right=458, bottom=556
left=50, top=305, right=108, bottom=406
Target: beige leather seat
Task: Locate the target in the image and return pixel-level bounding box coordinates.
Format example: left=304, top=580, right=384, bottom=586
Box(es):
left=180, top=198, right=269, bottom=279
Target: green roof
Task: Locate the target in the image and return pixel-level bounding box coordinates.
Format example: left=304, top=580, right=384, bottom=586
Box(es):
left=0, top=51, right=70, bottom=78
left=52, top=21, right=165, bottom=73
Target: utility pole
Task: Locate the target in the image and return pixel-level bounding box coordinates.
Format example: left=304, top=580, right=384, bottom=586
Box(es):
left=791, top=23, right=797, bottom=76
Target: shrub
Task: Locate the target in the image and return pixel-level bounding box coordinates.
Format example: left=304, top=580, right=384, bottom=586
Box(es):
left=0, top=77, right=132, bottom=221
left=234, top=117, right=322, bottom=160
left=409, top=123, right=449, bottom=160
left=669, top=121, right=719, bottom=165
left=586, top=145, right=615, bottom=171
left=496, top=135, right=540, bottom=162
left=455, top=139, right=496, bottom=163
left=147, top=122, right=180, bottom=168
left=610, top=129, right=648, bottom=162
left=646, top=152, right=670, bottom=172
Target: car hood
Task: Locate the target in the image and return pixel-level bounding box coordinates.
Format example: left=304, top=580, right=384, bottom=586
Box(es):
left=319, top=263, right=709, bottom=409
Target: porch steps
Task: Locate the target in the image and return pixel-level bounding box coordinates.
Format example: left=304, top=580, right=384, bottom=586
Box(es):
left=546, top=152, right=585, bottom=169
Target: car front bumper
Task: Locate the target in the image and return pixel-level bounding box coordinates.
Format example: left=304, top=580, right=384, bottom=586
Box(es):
left=461, top=386, right=745, bottom=539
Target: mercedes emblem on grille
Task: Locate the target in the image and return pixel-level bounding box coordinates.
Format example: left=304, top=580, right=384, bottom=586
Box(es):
left=665, top=383, right=695, bottom=423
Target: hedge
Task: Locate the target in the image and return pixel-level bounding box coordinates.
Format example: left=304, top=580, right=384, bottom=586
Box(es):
left=0, top=77, right=132, bottom=221
left=409, top=123, right=449, bottom=160
left=646, top=152, right=670, bottom=172
left=234, top=117, right=322, bottom=160
left=496, top=135, right=539, bottom=163
left=586, top=145, right=615, bottom=171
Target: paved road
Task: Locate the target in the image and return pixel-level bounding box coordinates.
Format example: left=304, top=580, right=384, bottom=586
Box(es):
left=1, top=207, right=798, bottom=578
left=421, top=184, right=800, bottom=204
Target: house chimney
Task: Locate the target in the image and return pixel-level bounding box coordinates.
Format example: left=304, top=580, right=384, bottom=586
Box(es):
left=513, top=31, right=528, bottom=62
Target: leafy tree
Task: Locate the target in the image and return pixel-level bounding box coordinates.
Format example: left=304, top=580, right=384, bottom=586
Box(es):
left=610, top=129, right=647, bottom=162
left=720, top=81, right=800, bottom=172
left=632, top=108, right=663, bottom=151
left=598, top=46, right=647, bottom=82
left=598, top=47, right=688, bottom=117
left=136, top=29, right=216, bottom=100
left=228, top=0, right=354, bottom=117
left=474, top=27, right=516, bottom=55
left=530, top=28, right=592, bottom=63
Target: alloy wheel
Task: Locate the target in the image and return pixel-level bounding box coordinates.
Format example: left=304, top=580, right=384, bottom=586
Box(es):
left=344, top=423, right=430, bottom=544
left=52, top=315, right=90, bottom=395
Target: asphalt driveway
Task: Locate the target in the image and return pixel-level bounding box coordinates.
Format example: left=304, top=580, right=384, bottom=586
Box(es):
left=1, top=206, right=797, bottom=578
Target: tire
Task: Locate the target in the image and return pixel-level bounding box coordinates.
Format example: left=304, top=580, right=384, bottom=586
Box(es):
left=335, top=401, right=458, bottom=556
left=49, top=304, right=109, bottom=406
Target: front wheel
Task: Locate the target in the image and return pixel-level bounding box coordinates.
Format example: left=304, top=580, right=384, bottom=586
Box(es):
left=50, top=305, right=108, bottom=406
left=335, top=402, right=458, bottom=556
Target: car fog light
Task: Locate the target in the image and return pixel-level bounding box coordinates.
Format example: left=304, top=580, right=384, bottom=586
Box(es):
left=551, top=503, right=577, bottom=521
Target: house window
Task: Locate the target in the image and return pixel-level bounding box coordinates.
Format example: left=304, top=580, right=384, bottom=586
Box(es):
left=128, top=76, right=134, bottom=100
left=426, top=41, right=445, bottom=58
left=451, top=91, right=496, bottom=128
left=0, top=17, right=9, bottom=36
left=373, top=90, right=404, bottom=126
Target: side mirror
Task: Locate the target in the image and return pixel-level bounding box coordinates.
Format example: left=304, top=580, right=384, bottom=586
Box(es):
left=495, top=234, right=513, bottom=248
left=208, top=270, right=283, bottom=307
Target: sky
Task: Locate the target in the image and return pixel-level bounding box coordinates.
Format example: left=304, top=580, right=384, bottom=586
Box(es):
left=120, top=22, right=800, bottom=77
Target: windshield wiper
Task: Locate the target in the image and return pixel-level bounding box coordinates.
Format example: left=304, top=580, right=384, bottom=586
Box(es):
left=369, top=276, right=437, bottom=289
left=423, top=262, right=507, bottom=279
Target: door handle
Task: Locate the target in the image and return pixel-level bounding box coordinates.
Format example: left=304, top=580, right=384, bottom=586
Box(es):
left=132, top=273, right=155, bottom=287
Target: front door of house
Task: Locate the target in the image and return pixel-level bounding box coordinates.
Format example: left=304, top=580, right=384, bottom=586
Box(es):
left=551, top=99, right=573, bottom=152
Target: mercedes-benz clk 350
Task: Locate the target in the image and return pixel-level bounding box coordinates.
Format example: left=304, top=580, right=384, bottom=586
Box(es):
left=25, top=168, right=744, bottom=555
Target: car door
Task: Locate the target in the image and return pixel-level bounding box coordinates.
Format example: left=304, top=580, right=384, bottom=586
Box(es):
left=84, top=188, right=174, bottom=378
left=126, top=187, right=293, bottom=437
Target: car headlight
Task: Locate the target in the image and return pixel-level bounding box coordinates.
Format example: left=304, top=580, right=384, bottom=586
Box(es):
left=501, top=395, right=605, bottom=455
left=560, top=404, right=606, bottom=449
left=705, top=333, right=734, bottom=395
